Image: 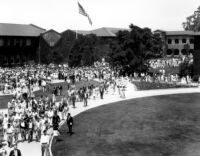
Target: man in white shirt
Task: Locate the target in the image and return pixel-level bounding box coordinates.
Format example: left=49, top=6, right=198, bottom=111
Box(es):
left=40, top=130, right=50, bottom=156
left=41, top=80, right=47, bottom=92
left=7, top=123, right=14, bottom=147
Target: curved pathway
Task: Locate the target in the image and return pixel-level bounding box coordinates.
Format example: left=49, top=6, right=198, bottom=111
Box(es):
left=3, top=82, right=200, bottom=156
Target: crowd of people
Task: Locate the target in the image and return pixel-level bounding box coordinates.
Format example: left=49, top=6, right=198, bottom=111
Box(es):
left=149, top=55, right=194, bottom=69
left=149, top=58, right=183, bottom=69
left=133, top=71, right=194, bottom=85
left=0, top=62, right=129, bottom=156
left=0, top=58, right=197, bottom=156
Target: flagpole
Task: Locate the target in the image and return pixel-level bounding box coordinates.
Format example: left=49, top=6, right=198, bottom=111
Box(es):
left=76, top=29, right=78, bottom=39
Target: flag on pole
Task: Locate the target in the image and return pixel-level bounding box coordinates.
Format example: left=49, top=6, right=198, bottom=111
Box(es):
left=78, top=2, right=92, bottom=25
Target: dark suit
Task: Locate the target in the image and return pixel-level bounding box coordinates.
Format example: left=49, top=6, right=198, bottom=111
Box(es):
left=9, top=149, right=22, bottom=156
left=67, top=115, right=73, bottom=135
left=52, top=115, right=60, bottom=130
left=99, top=87, right=104, bottom=99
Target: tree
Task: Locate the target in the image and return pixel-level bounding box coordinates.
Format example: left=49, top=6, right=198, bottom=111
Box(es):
left=69, top=34, right=99, bottom=67
left=179, top=61, right=194, bottom=83
left=109, top=24, right=163, bottom=75
left=182, top=6, right=200, bottom=31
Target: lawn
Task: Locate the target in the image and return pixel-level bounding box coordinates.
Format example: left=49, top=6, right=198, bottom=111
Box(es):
left=52, top=93, right=200, bottom=156
left=0, top=80, right=100, bottom=109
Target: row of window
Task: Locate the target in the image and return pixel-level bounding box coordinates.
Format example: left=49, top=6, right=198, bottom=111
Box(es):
left=168, top=38, right=194, bottom=44
left=2, top=56, right=27, bottom=64
left=0, top=38, right=32, bottom=47
left=166, top=49, right=194, bottom=55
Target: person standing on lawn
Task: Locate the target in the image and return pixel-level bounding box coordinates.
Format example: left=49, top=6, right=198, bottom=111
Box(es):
left=67, top=113, right=73, bottom=135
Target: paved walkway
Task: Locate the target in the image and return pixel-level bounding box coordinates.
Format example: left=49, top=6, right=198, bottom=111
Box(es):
left=3, top=82, right=200, bottom=156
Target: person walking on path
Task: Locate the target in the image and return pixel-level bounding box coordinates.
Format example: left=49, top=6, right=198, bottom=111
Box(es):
left=9, top=143, right=22, bottom=156
left=67, top=113, right=73, bottom=136
left=71, top=93, right=76, bottom=108
left=52, top=111, right=60, bottom=137
left=99, top=86, right=104, bottom=99
left=83, top=92, right=88, bottom=107
left=40, top=130, right=50, bottom=156
left=6, top=123, right=14, bottom=148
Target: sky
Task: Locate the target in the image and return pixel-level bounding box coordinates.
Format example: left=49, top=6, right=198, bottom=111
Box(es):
left=0, top=0, right=200, bottom=32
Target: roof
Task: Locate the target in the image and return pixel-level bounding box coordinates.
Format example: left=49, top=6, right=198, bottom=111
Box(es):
left=155, top=30, right=200, bottom=36
left=76, top=30, right=91, bottom=36
left=166, top=31, right=196, bottom=36
left=76, top=27, right=129, bottom=37
left=154, top=29, right=166, bottom=33
left=42, top=29, right=61, bottom=47
left=0, top=23, right=46, bottom=37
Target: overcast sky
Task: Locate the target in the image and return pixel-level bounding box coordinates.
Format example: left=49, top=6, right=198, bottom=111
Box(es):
left=0, top=0, right=200, bottom=32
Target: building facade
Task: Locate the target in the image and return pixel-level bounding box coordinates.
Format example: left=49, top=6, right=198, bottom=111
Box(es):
left=154, top=30, right=200, bottom=57
left=0, top=23, right=45, bottom=66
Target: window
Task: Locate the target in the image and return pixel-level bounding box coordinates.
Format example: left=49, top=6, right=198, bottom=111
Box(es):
left=26, top=39, right=31, bottom=46
left=175, top=39, right=179, bottom=44
left=181, top=49, right=187, bottom=55
left=166, top=49, right=172, bottom=55
left=174, top=49, right=179, bottom=55
left=11, top=56, right=14, bottom=65
left=16, top=55, right=20, bottom=64
left=3, top=56, right=8, bottom=64
left=189, top=49, right=194, bottom=54
left=14, top=38, right=17, bottom=46
left=190, top=39, right=194, bottom=44
left=7, top=39, right=11, bottom=46
left=168, top=39, right=172, bottom=44
left=22, top=56, right=26, bottom=63
left=182, top=38, right=186, bottom=44
left=0, top=38, right=4, bottom=46
left=20, top=39, right=23, bottom=47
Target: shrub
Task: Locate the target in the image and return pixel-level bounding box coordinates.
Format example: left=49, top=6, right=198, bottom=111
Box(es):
left=193, top=75, right=199, bottom=82
left=132, top=81, right=196, bottom=90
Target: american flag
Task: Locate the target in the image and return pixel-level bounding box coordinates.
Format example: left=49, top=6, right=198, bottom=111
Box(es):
left=78, top=2, right=92, bottom=25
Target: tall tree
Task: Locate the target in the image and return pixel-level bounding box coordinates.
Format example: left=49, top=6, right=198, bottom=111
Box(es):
left=69, top=34, right=99, bottom=67
left=183, top=6, right=200, bottom=31
left=109, top=24, right=162, bottom=74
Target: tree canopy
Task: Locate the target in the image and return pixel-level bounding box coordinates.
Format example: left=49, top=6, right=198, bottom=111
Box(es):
left=183, top=6, right=200, bottom=31
left=39, top=25, right=162, bottom=73
left=108, top=24, right=163, bottom=74
left=69, top=34, right=99, bottom=67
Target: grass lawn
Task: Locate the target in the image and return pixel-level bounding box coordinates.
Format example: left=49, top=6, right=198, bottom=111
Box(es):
left=0, top=95, right=13, bottom=109
left=0, top=80, right=100, bottom=110
left=52, top=93, right=200, bottom=156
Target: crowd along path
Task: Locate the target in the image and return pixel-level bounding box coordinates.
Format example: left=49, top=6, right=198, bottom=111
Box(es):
left=3, top=82, right=200, bottom=156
